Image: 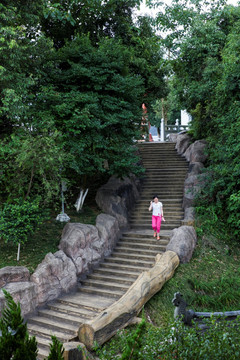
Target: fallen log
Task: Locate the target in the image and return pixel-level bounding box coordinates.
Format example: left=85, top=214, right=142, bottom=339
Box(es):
left=78, top=250, right=179, bottom=349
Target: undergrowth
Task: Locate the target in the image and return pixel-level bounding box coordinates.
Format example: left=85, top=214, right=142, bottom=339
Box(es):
left=0, top=204, right=101, bottom=273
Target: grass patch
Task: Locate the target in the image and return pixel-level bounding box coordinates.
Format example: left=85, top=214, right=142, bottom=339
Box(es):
left=0, top=203, right=101, bottom=274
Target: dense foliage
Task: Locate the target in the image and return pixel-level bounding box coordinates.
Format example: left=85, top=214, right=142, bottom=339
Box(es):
left=148, top=0, right=240, bottom=240
left=0, top=0, right=166, bottom=210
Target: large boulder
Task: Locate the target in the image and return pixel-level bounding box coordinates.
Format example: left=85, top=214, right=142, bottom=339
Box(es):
left=31, top=250, right=77, bottom=308
left=95, top=175, right=141, bottom=228
left=95, top=213, right=120, bottom=257
left=59, top=223, right=104, bottom=275
left=166, top=226, right=197, bottom=263
left=0, top=281, right=37, bottom=317
left=183, top=173, right=206, bottom=209
left=168, top=133, right=178, bottom=143
left=188, top=161, right=204, bottom=176
left=0, top=266, right=30, bottom=288
left=182, top=207, right=195, bottom=226
left=175, top=134, right=191, bottom=155
left=184, top=140, right=207, bottom=163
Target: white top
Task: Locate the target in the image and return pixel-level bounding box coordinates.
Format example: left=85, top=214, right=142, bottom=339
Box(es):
left=152, top=202, right=162, bottom=216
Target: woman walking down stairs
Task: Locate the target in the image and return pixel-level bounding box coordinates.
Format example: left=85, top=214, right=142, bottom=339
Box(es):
left=27, top=142, right=188, bottom=359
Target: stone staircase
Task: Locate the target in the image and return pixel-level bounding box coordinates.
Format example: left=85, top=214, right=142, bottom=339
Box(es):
left=27, top=142, right=188, bottom=359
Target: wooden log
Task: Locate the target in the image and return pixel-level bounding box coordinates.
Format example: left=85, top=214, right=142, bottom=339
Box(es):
left=78, top=250, right=179, bottom=349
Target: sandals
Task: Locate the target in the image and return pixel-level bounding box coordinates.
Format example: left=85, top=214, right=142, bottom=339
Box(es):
left=157, top=236, right=160, bottom=240
left=153, top=232, right=157, bottom=238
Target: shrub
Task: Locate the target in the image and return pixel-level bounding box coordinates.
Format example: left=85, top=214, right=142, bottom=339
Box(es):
left=0, top=289, right=38, bottom=360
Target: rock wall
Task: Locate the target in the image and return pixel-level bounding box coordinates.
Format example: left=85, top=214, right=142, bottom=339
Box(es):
left=0, top=174, right=140, bottom=317
left=172, top=133, right=207, bottom=217
left=168, top=132, right=208, bottom=262
left=95, top=175, right=141, bottom=229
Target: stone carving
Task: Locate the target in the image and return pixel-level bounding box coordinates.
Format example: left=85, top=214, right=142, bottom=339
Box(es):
left=166, top=226, right=197, bottom=263
left=172, top=292, right=195, bottom=325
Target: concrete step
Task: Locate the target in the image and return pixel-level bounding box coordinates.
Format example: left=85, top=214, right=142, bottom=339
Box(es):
left=37, top=308, right=89, bottom=325
left=80, top=279, right=130, bottom=292
left=115, top=244, right=166, bottom=254
left=27, top=323, right=70, bottom=343
left=119, top=238, right=169, bottom=247
left=56, top=292, right=114, bottom=312
left=111, top=251, right=156, bottom=262
left=27, top=316, right=77, bottom=337
left=47, top=301, right=98, bottom=320
left=88, top=273, right=137, bottom=285
left=99, top=261, right=151, bottom=272
left=104, top=256, right=153, bottom=267
left=78, top=285, right=124, bottom=299
left=130, top=213, right=183, bottom=219
left=33, top=335, right=51, bottom=360
left=131, top=224, right=181, bottom=230
left=122, top=232, right=170, bottom=241
left=96, top=267, right=140, bottom=278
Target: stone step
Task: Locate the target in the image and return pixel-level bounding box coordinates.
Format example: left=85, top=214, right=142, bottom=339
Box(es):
left=37, top=308, right=89, bottom=325
left=137, top=195, right=183, bottom=200
left=47, top=301, right=98, bottom=320
left=27, top=315, right=77, bottom=337
left=111, top=251, right=156, bottom=262
left=130, top=214, right=183, bottom=220
left=99, top=261, right=150, bottom=273
left=135, top=199, right=183, bottom=205
left=118, top=238, right=169, bottom=247
left=119, top=238, right=169, bottom=247
left=115, top=244, right=166, bottom=254
left=131, top=224, right=181, bottom=230
left=104, top=255, right=153, bottom=267
left=80, top=278, right=130, bottom=292
left=78, top=285, right=124, bottom=299
left=88, top=273, right=137, bottom=285
left=56, top=292, right=113, bottom=312
left=27, top=323, right=70, bottom=343
left=122, top=232, right=170, bottom=241
left=33, top=335, right=51, bottom=360
left=96, top=267, right=140, bottom=278
left=132, top=206, right=184, bottom=212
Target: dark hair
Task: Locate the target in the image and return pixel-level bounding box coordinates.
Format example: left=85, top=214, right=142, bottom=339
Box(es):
left=153, top=195, right=158, bottom=199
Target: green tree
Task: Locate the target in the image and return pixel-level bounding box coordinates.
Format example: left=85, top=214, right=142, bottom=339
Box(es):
left=46, top=336, right=64, bottom=360
left=0, top=198, right=47, bottom=260
left=34, top=35, right=145, bottom=185
left=0, top=289, right=38, bottom=360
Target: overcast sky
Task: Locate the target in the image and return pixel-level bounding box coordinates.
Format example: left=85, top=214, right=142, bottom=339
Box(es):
left=138, top=0, right=240, bottom=16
